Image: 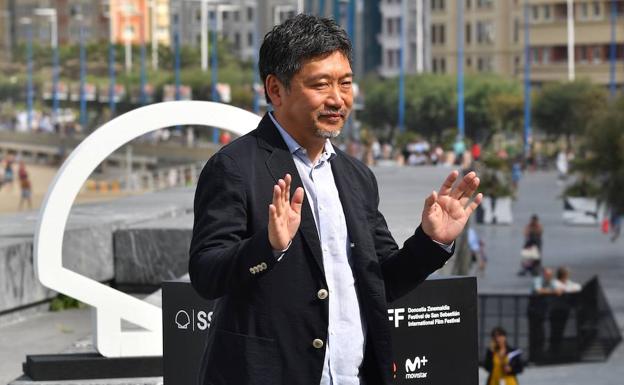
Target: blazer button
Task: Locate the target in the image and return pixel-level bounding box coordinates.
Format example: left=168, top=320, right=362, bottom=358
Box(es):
left=317, top=289, right=328, bottom=300
left=312, top=339, right=324, bottom=349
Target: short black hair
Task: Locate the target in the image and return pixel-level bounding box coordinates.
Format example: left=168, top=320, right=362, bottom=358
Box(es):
left=259, top=14, right=353, bottom=104
left=491, top=326, right=507, bottom=338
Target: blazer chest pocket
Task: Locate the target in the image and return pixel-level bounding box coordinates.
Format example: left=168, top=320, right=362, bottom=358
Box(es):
left=205, top=329, right=282, bottom=385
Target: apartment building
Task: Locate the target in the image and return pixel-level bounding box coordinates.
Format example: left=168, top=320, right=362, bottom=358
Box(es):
left=377, top=0, right=431, bottom=77
left=527, top=0, right=624, bottom=86
left=9, top=0, right=109, bottom=47
left=169, top=0, right=306, bottom=62
left=428, top=0, right=523, bottom=76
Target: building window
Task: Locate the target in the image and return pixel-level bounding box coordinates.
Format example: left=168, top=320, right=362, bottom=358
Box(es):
left=543, top=5, right=551, bottom=21
left=430, top=24, right=445, bottom=44
left=466, top=23, right=471, bottom=44
left=532, top=47, right=539, bottom=64
left=248, top=32, right=253, bottom=47
left=477, top=0, right=493, bottom=9
left=440, top=58, right=446, bottom=73
left=466, top=57, right=472, bottom=67
left=592, top=2, right=601, bottom=19
left=513, top=18, right=519, bottom=43
left=387, top=49, right=394, bottom=68
left=247, top=6, right=254, bottom=21
left=579, top=46, right=588, bottom=62
left=476, top=21, right=493, bottom=44
left=234, top=11, right=240, bottom=22
left=466, top=0, right=471, bottom=9
left=432, top=57, right=438, bottom=72
left=592, top=46, right=602, bottom=63
left=531, top=5, right=539, bottom=22
left=387, top=18, right=393, bottom=35
left=543, top=47, right=552, bottom=64
left=234, top=32, right=240, bottom=49
left=579, top=3, right=589, bottom=20
left=431, top=0, right=445, bottom=11
left=477, top=56, right=493, bottom=72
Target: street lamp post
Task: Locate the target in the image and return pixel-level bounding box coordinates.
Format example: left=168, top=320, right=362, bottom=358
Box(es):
left=456, top=0, right=465, bottom=141
left=201, top=0, right=209, bottom=72
left=34, top=8, right=59, bottom=124
left=20, top=17, right=33, bottom=130
left=20, top=17, right=34, bottom=131
left=140, top=8, right=147, bottom=105
left=150, top=0, right=159, bottom=70
left=566, top=0, right=575, bottom=81
left=79, top=19, right=87, bottom=129
left=72, top=6, right=87, bottom=130
left=609, top=0, right=617, bottom=98
left=252, top=3, right=260, bottom=114
left=211, top=10, right=219, bottom=143
left=106, top=2, right=116, bottom=116
left=398, top=0, right=406, bottom=134
left=523, top=0, right=532, bottom=158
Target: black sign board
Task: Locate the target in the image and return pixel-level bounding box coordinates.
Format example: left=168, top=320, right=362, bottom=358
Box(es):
left=162, top=276, right=477, bottom=385
left=388, top=276, right=478, bottom=384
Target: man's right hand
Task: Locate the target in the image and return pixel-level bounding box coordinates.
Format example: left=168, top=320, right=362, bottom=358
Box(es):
left=268, top=174, right=304, bottom=251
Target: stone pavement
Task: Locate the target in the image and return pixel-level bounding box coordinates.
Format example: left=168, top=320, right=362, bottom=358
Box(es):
left=1, top=165, right=622, bottom=384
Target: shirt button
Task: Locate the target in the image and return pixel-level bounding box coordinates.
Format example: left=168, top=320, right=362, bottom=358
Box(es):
left=312, top=339, right=324, bottom=349
left=317, top=289, right=328, bottom=300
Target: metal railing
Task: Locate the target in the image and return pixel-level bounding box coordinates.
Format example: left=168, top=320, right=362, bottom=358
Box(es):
left=478, top=276, right=621, bottom=365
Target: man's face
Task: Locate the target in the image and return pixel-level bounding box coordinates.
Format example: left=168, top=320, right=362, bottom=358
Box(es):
left=272, top=51, right=353, bottom=142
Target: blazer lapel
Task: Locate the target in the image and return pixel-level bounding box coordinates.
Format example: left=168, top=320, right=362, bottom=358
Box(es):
left=257, top=116, right=325, bottom=277
left=330, top=153, right=370, bottom=268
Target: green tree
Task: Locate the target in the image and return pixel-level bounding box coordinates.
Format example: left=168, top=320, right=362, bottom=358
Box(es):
left=359, top=74, right=522, bottom=144
left=533, top=80, right=608, bottom=146
left=576, top=97, right=624, bottom=214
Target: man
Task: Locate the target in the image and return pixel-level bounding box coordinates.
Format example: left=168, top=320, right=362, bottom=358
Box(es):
left=189, top=14, right=481, bottom=385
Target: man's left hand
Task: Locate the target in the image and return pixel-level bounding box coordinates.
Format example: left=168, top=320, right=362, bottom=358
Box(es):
left=421, top=170, right=482, bottom=245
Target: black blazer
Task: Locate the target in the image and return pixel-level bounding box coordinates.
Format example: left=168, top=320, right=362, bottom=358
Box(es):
left=189, top=114, right=453, bottom=385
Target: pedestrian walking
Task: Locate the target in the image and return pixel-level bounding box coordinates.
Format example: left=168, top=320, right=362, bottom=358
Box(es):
left=18, top=173, right=32, bottom=210
left=518, top=214, right=543, bottom=276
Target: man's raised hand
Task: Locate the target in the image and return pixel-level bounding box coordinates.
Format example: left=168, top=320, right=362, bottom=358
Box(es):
left=421, top=170, right=483, bottom=245
left=268, top=174, right=305, bottom=250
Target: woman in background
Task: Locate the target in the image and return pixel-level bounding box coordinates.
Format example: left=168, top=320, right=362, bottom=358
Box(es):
left=484, top=327, right=523, bottom=385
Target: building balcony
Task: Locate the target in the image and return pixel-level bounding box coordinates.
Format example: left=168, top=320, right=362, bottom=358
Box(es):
left=377, top=33, right=401, bottom=49
left=379, top=2, right=401, bottom=17
left=378, top=65, right=400, bottom=78
left=530, top=18, right=624, bottom=45
left=527, top=61, right=624, bottom=84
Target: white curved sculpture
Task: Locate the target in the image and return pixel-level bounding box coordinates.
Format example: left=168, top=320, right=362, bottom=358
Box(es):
left=34, top=101, right=261, bottom=357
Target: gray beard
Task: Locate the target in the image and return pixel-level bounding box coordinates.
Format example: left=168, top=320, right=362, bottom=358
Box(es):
left=314, top=128, right=341, bottom=139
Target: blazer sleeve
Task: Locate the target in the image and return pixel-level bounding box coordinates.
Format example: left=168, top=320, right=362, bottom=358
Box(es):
left=483, top=349, right=494, bottom=373
left=367, top=169, right=453, bottom=302
left=189, top=152, right=276, bottom=300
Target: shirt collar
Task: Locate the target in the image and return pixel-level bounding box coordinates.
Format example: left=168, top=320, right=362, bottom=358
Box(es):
left=269, top=112, right=336, bottom=160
